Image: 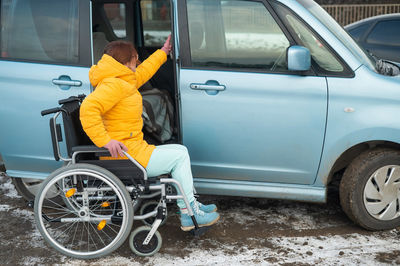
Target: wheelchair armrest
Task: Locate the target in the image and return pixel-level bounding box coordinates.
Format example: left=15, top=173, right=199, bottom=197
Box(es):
left=71, top=145, right=111, bottom=156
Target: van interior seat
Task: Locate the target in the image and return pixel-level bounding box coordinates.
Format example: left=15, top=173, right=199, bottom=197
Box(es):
left=189, top=22, right=208, bottom=61
left=190, top=22, right=205, bottom=50
left=8, top=0, right=50, bottom=61
left=92, top=31, right=109, bottom=64
left=137, top=47, right=175, bottom=97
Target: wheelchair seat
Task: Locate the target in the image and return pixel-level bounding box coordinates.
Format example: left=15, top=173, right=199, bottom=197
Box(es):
left=51, top=95, right=146, bottom=185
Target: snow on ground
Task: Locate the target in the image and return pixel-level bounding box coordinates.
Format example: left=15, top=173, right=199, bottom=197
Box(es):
left=0, top=204, right=11, bottom=211
left=144, top=30, right=288, bottom=52
left=1, top=172, right=400, bottom=265
left=1, top=175, right=21, bottom=199
left=269, top=231, right=400, bottom=265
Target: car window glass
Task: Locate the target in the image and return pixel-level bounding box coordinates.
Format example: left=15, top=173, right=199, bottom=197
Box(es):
left=272, top=2, right=343, bottom=73
left=348, top=24, right=371, bottom=41
left=104, top=3, right=127, bottom=38
left=1, top=0, right=79, bottom=64
left=186, top=0, right=290, bottom=71
left=141, top=0, right=171, bottom=47
left=366, top=20, right=400, bottom=46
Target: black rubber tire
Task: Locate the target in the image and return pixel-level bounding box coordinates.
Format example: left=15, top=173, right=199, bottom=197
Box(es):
left=11, top=177, right=38, bottom=201
left=129, top=226, right=162, bottom=257
left=11, top=162, right=68, bottom=202
left=12, top=177, right=63, bottom=203
left=34, top=163, right=134, bottom=259
left=339, top=148, right=400, bottom=230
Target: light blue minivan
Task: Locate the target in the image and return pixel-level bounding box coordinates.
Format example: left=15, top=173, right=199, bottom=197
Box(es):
left=1, top=0, right=400, bottom=231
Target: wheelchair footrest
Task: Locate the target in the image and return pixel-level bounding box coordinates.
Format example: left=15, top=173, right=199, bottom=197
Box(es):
left=189, top=226, right=211, bottom=237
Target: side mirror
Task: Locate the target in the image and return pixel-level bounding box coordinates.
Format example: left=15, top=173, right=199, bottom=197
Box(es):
left=287, top=46, right=311, bottom=72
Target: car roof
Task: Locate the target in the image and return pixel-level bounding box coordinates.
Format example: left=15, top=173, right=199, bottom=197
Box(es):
left=345, top=13, right=400, bottom=29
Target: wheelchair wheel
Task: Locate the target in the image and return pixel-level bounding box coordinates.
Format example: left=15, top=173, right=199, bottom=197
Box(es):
left=34, top=163, right=133, bottom=259
left=139, top=200, right=167, bottom=226
left=129, top=226, right=162, bottom=256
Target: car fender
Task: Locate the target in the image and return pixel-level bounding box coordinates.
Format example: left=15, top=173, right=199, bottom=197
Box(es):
left=315, top=127, right=400, bottom=186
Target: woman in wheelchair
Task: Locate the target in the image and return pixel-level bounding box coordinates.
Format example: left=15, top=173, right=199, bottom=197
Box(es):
left=79, top=36, right=220, bottom=232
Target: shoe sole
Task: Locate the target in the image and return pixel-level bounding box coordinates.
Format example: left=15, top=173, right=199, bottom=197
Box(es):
left=180, top=215, right=220, bottom=232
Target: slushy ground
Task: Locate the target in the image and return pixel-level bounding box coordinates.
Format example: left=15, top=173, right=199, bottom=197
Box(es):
left=1, top=172, right=399, bottom=265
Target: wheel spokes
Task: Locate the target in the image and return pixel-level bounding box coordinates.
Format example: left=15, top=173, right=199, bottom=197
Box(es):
left=364, top=180, right=382, bottom=200
left=373, top=166, right=390, bottom=192
left=365, top=201, right=387, bottom=215
left=379, top=200, right=398, bottom=220
left=386, top=167, right=400, bottom=186
left=364, top=165, right=400, bottom=221
left=37, top=169, right=130, bottom=257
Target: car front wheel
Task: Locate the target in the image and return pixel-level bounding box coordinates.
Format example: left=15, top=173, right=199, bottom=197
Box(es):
left=340, top=148, right=400, bottom=230
left=12, top=177, right=60, bottom=202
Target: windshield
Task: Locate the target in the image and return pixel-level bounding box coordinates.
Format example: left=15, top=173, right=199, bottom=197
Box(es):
left=297, top=0, right=377, bottom=72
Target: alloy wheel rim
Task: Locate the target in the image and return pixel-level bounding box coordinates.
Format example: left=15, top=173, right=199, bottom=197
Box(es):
left=363, top=165, right=400, bottom=221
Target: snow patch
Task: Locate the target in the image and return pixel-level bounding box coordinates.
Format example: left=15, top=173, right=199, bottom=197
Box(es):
left=0, top=177, right=22, bottom=199
left=222, top=201, right=346, bottom=230
left=12, top=208, right=34, bottom=221
left=0, top=204, right=11, bottom=211
left=22, top=256, right=45, bottom=266
left=143, top=31, right=288, bottom=51
left=268, top=231, right=400, bottom=265
left=63, top=257, right=142, bottom=266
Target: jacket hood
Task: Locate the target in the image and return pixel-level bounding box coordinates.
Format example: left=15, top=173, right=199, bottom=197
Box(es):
left=89, top=54, right=135, bottom=87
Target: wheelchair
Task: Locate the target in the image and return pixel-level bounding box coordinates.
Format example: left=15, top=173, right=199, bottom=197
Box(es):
left=34, top=95, right=208, bottom=259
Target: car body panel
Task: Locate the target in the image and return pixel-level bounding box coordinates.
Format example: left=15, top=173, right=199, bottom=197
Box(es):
left=194, top=177, right=326, bottom=202
left=179, top=69, right=327, bottom=185
left=315, top=65, right=400, bottom=186
left=0, top=0, right=92, bottom=179
left=0, top=61, right=91, bottom=179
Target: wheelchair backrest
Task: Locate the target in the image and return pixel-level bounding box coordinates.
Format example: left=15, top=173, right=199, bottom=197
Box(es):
left=59, top=95, right=93, bottom=157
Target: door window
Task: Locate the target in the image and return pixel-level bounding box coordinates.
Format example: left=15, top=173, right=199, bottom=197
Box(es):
left=104, top=3, right=127, bottom=38
left=140, top=0, right=171, bottom=47
left=272, top=1, right=344, bottom=73
left=366, top=20, right=400, bottom=46
left=1, top=0, right=79, bottom=64
left=186, top=0, right=290, bottom=71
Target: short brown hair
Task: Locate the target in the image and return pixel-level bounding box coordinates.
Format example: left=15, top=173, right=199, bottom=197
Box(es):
left=103, top=41, right=138, bottom=65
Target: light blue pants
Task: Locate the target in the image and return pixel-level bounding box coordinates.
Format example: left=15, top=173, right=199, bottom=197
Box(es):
left=146, top=144, right=195, bottom=208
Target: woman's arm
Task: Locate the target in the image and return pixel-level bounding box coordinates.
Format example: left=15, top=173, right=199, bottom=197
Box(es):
left=135, top=35, right=172, bottom=88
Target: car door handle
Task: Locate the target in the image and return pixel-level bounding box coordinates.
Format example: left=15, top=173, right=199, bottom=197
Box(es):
left=52, top=79, right=82, bottom=87
left=52, top=75, right=82, bottom=91
left=190, top=83, right=226, bottom=91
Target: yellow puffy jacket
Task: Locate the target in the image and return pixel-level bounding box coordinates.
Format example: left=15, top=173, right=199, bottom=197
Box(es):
left=80, top=50, right=167, bottom=167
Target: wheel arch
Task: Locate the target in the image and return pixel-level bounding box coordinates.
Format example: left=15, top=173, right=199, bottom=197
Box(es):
left=326, top=140, right=400, bottom=187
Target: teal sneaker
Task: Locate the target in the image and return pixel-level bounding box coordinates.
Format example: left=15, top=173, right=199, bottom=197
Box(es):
left=180, top=201, right=220, bottom=231
left=196, top=200, right=217, bottom=213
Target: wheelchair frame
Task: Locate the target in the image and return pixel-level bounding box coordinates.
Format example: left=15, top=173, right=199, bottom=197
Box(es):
left=35, top=95, right=206, bottom=259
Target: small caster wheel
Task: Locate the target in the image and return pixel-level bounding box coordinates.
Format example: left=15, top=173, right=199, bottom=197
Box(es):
left=140, top=201, right=167, bottom=226
left=129, top=226, right=162, bottom=257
